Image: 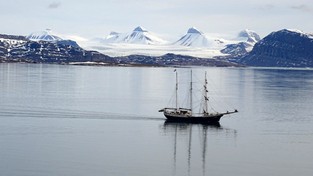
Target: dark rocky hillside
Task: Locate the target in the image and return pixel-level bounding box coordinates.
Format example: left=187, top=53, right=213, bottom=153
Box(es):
left=0, top=34, right=114, bottom=64
left=238, top=29, right=313, bottom=67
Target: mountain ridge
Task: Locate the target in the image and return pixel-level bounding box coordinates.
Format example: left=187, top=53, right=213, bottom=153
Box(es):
left=2, top=28, right=313, bottom=67
left=0, top=33, right=238, bottom=67
left=236, top=29, right=313, bottom=67
left=89, top=26, right=261, bottom=58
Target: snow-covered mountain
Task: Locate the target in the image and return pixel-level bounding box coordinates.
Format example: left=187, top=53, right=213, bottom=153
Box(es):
left=172, top=27, right=261, bottom=56
left=105, top=32, right=122, bottom=43
left=174, top=27, right=213, bottom=47
left=1, top=33, right=237, bottom=67
left=26, top=30, right=80, bottom=48
left=26, top=30, right=62, bottom=41
left=237, top=29, right=261, bottom=43
left=221, top=29, right=261, bottom=56
left=103, top=26, right=167, bottom=45
left=84, top=26, right=263, bottom=58
left=3, top=28, right=313, bottom=67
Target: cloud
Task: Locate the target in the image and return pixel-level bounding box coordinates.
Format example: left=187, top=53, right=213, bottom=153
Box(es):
left=48, top=2, right=61, bottom=9
left=290, top=4, right=312, bottom=12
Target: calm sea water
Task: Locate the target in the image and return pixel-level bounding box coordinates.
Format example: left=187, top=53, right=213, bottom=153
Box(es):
left=1, top=63, right=313, bottom=176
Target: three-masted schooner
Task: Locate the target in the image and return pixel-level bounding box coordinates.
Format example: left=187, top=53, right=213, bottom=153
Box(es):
left=159, top=70, right=238, bottom=123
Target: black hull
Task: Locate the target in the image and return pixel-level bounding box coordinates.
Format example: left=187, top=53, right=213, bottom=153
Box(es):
left=164, top=120, right=221, bottom=127
left=164, top=114, right=223, bottom=124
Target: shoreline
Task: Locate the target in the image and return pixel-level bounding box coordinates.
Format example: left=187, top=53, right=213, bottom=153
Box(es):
left=3, top=61, right=313, bottom=69
left=0, top=60, right=244, bottom=68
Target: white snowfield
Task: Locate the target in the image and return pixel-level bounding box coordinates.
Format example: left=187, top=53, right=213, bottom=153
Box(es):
left=81, top=27, right=261, bottom=58
left=85, top=43, right=225, bottom=58
left=21, top=27, right=263, bottom=58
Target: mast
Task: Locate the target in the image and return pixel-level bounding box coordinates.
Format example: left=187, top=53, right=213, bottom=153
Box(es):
left=204, top=71, right=209, bottom=114
left=175, top=70, right=178, bottom=110
left=190, top=70, right=193, bottom=114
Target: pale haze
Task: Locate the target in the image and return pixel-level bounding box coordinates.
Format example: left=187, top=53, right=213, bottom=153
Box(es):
left=1, top=0, right=312, bottom=41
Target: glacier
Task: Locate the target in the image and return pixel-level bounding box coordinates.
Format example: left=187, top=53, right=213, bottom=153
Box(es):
left=82, top=27, right=261, bottom=58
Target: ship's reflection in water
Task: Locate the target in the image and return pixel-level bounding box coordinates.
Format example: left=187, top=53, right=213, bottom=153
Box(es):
left=161, top=121, right=237, bottom=176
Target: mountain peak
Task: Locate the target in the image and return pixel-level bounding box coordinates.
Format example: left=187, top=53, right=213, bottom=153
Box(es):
left=175, top=27, right=212, bottom=47
left=187, top=27, right=203, bottom=34
left=238, top=29, right=261, bottom=43
left=26, top=30, right=62, bottom=41
left=133, top=26, right=148, bottom=32
left=274, top=29, right=313, bottom=40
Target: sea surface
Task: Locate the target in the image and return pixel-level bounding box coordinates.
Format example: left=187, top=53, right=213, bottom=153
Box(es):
left=1, top=63, right=313, bottom=176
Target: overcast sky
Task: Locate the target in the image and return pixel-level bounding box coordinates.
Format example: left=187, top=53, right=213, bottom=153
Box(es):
left=1, top=0, right=312, bottom=41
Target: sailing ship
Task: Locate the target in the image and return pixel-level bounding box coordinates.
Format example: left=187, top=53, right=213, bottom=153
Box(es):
left=159, top=70, right=238, bottom=124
